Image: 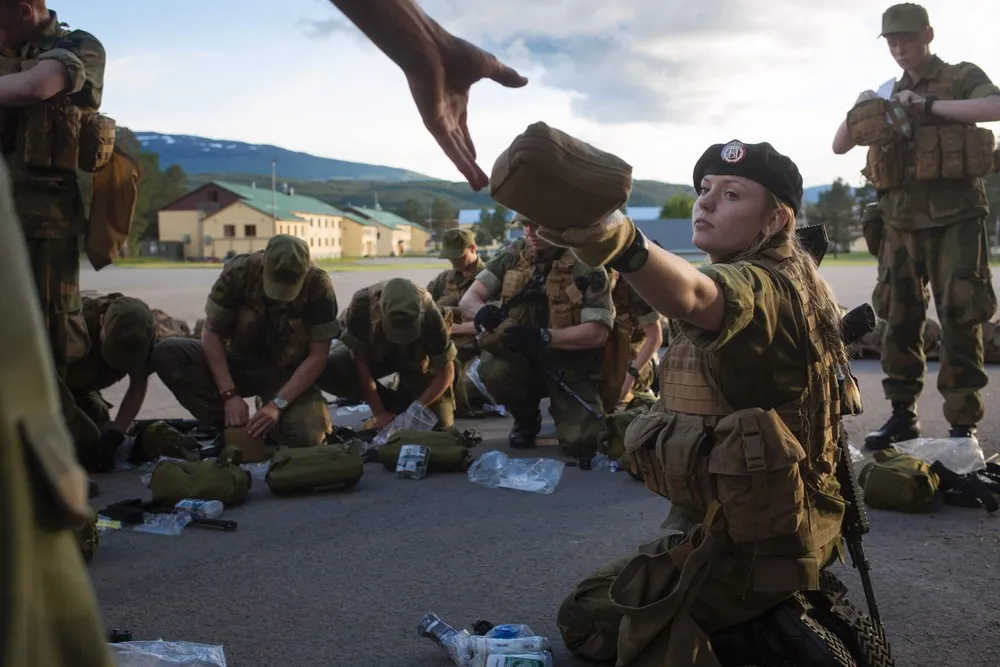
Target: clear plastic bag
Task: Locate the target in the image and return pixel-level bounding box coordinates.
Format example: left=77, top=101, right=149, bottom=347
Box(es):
left=371, top=401, right=438, bottom=449
left=133, top=512, right=192, bottom=536
left=240, top=461, right=270, bottom=482
left=467, top=451, right=565, bottom=494
left=329, top=403, right=373, bottom=430
left=849, top=444, right=864, bottom=464
left=891, top=437, right=986, bottom=475
left=466, top=358, right=507, bottom=416
left=110, top=639, right=227, bottom=666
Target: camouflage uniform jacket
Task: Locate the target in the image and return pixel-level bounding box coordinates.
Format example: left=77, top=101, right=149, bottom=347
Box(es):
left=427, top=256, right=486, bottom=308
left=874, top=56, right=1000, bottom=230
left=64, top=293, right=153, bottom=392
left=340, top=283, right=457, bottom=376
left=204, top=251, right=339, bottom=373
left=0, top=11, right=106, bottom=237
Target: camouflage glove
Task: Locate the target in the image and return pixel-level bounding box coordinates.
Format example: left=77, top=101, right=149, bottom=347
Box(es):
left=535, top=210, right=636, bottom=267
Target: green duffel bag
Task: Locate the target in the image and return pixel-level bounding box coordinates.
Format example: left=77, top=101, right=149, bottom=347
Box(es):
left=859, top=449, right=940, bottom=513
left=265, top=444, right=364, bottom=495
left=149, top=447, right=252, bottom=506
left=376, top=428, right=480, bottom=473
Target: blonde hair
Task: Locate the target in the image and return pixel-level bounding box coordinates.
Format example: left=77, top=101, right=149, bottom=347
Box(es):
left=733, top=195, right=849, bottom=367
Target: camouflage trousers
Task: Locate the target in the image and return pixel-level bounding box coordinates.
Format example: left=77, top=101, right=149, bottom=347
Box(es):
left=24, top=236, right=90, bottom=372
left=873, top=218, right=997, bottom=425
left=557, top=528, right=840, bottom=664
left=317, top=342, right=456, bottom=429
left=478, top=351, right=607, bottom=459
left=151, top=337, right=331, bottom=447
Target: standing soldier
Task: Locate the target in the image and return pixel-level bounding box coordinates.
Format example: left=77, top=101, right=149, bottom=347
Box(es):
left=427, top=227, right=491, bottom=416
left=65, top=293, right=157, bottom=472
left=609, top=268, right=663, bottom=407
left=152, top=235, right=338, bottom=448
left=319, top=277, right=458, bottom=429
left=0, top=2, right=106, bottom=397
left=832, top=3, right=1000, bottom=449
left=459, top=215, right=612, bottom=468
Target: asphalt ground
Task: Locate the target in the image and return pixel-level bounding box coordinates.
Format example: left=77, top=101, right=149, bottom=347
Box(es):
left=82, top=260, right=1000, bottom=667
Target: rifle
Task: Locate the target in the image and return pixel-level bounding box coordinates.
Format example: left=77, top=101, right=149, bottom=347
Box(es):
left=836, top=303, right=882, bottom=624
left=99, top=498, right=238, bottom=532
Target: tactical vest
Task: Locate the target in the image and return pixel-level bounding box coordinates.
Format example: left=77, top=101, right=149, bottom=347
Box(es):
left=227, top=254, right=314, bottom=372
left=501, top=246, right=582, bottom=329
left=627, top=253, right=845, bottom=592
left=0, top=27, right=115, bottom=177
left=367, top=282, right=434, bottom=374
left=65, top=293, right=127, bottom=392
left=863, top=62, right=993, bottom=218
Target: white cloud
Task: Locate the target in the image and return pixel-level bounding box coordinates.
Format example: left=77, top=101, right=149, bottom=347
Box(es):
left=102, top=0, right=1000, bottom=189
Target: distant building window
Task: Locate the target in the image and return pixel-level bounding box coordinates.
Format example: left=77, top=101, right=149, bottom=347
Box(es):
left=310, top=238, right=314, bottom=246
left=245, top=224, right=257, bottom=238
left=223, top=225, right=235, bottom=238
left=208, top=190, right=219, bottom=203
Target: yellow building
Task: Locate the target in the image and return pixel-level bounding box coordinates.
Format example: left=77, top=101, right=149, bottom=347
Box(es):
left=346, top=205, right=433, bottom=256
left=158, top=181, right=365, bottom=260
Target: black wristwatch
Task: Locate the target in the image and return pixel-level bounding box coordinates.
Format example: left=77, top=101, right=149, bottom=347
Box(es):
left=923, top=95, right=937, bottom=117
left=627, top=364, right=640, bottom=379
left=270, top=395, right=288, bottom=412
left=608, top=229, right=649, bottom=274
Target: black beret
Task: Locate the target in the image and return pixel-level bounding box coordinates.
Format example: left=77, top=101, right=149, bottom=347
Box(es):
left=692, top=140, right=804, bottom=215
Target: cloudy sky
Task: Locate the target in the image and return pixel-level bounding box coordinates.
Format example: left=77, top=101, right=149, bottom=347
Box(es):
left=60, top=0, right=1000, bottom=188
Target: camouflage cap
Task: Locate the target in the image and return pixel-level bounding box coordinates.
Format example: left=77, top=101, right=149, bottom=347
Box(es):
left=263, top=234, right=311, bottom=302
left=379, top=278, right=424, bottom=345
left=438, top=227, right=475, bottom=259
left=880, top=3, right=929, bottom=36
left=102, top=296, right=156, bottom=372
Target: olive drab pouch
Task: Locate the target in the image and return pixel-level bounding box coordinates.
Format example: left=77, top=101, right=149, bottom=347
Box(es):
left=608, top=503, right=727, bottom=667
left=624, top=410, right=714, bottom=513
left=224, top=427, right=271, bottom=463
left=938, top=125, right=966, bottom=180
left=376, top=428, right=479, bottom=473
left=846, top=98, right=910, bottom=147
left=965, top=127, right=996, bottom=178
left=606, top=406, right=648, bottom=462
left=77, top=506, right=100, bottom=563
left=861, top=203, right=883, bottom=257
left=489, top=121, right=633, bottom=229
left=707, top=408, right=807, bottom=544
left=149, top=448, right=251, bottom=506
left=858, top=449, right=939, bottom=513
left=134, top=421, right=203, bottom=462
left=865, top=143, right=906, bottom=191
left=15, top=61, right=82, bottom=171
left=86, top=145, right=141, bottom=271
left=601, top=317, right=634, bottom=412
left=78, top=113, right=116, bottom=173
left=265, top=444, right=364, bottom=495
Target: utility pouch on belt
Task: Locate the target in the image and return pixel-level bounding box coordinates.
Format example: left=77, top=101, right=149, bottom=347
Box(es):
left=16, top=99, right=81, bottom=171
left=489, top=122, right=633, bottom=228
left=376, top=428, right=478, bottom=473
left=858, top=449, right=939, bottom=513
left=149, top=447, right=251, bottom=506
left=265, top=444, right=363, bottom=495
left=861, top=203, right=883, bottom=258
left=846, top=98, right=910, bottom=147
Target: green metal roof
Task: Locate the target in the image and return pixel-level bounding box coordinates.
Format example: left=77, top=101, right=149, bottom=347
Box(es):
left=340, top=211, right=376, bottom=228
left=349, top=206, right=432, bottom=233
left=213, top=181, right=348, bottom=222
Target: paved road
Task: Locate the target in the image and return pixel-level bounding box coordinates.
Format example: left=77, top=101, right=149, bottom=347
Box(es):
left=83, top=263, right=1000, bottom=667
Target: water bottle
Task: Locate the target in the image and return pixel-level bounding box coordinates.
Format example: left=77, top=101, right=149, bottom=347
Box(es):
left=174, top=499, right=224, bottom=519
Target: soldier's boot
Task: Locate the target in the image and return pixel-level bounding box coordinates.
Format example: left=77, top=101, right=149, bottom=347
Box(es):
left=864, top=402, right=920, bottom=451
left=948, top=425, right=978, bottom=446
left=509, top=410, right=542, bottom=449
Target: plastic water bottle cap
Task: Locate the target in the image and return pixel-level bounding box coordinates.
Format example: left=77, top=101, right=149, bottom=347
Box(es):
left=488, top=624, right=522, bottom=639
